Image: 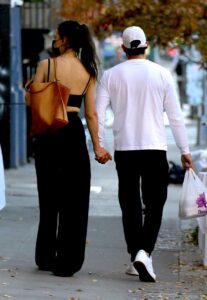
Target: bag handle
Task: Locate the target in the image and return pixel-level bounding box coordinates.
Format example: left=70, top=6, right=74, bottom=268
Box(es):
left=47, top=58, right=50, bottom=82
left=53, top=59, right=65, bottom=107
left=26, top=57, right=67, bottom=117
left=53, top=57, right=58, bottom=82
left=25, top=57, right=59, bottom=94
left=25, top=81, right=54, bottom=94
left=52, top=57, right=66, bottom=113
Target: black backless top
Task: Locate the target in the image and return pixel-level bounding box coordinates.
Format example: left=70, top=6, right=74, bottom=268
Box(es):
left=68, top=77, right=91, bottom=108
left=47, top=58, right=91, bottom=109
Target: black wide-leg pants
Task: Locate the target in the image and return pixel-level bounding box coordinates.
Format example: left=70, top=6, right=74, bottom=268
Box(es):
left=114, top=150, right=169, bottom=261
left=34, top=113, right=91, bottom=273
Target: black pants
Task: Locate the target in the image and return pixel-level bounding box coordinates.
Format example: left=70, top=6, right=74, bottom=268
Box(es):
left=114, top=150, right=169, bottom=261
left=34, top=114, right=91, bottom=273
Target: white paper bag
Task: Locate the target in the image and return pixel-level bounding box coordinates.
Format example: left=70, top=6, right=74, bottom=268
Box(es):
left=0, top=146, right=6, bottom=210
left=179, top=168, right=207, bottom=219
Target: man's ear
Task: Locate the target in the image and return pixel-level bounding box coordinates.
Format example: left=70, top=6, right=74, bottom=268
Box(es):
left=146, top=41, right=149, bottom=48
left=121, top=44, right=126, bottom=52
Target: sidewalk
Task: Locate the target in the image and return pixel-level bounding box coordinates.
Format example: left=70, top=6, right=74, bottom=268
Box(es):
left=0, top=126, right=207, bottom=300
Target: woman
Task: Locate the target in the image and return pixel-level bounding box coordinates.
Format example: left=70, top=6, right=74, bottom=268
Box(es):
left=32, top=20, right=111, bottom=277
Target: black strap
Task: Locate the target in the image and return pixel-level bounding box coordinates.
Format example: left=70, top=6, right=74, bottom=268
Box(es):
left=53, top=57, right=58, bottom=81
left=47, top=58, right=50, bottom=82
left=82, top=76, right=91, bottom=95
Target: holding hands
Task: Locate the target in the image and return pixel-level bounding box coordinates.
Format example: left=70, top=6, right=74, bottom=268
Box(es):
left=94, top=146, right=112, bottom=164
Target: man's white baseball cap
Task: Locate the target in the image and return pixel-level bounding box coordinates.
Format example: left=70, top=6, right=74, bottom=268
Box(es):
left=122, top=26, right=147, bottom=49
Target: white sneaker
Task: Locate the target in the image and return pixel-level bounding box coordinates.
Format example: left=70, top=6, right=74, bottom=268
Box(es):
left=133, top=250, right=156, bottom=282
left=125, top=263, right=139, bottom=276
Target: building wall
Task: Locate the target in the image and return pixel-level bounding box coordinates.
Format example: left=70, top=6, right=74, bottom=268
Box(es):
left=0, top=3, right=26, bottom=168
left=0, top=4, right=11, bottom=168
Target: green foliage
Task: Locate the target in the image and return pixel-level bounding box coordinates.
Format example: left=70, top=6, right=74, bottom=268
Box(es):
left=185, top=226, right=199, bottom=246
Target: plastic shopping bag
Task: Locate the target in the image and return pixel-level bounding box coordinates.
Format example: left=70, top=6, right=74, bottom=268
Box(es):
left=197, top=216, right=207, bottom=234
left=196, top=172, right=207, bottom=234
left=0, top=146, right=5, bottom=210
left=179, top=168, right=207, bottom=219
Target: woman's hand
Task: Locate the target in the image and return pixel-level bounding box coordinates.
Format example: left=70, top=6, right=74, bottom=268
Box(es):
left=94, top=146, right=112, bottom=164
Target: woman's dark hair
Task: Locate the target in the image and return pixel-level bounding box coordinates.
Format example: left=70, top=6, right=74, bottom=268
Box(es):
left=58, top=20, right=99, bottom=79
left=123, top=46, right=147, bottom=56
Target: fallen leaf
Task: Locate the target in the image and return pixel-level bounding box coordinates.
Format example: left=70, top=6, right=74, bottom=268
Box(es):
left=128, top=289, right=136, bottom=293
left=0, top=256, right=10, bottom=261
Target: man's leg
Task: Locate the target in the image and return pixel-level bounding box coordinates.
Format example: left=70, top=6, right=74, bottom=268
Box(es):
left=133, top=150, right=169, bottom=282
left=114, top=151, right=143, bottom=262
left=140, top=150, right=169, bottom=254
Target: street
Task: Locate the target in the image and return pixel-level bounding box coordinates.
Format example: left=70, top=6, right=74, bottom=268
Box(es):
left=0, top=124, right=207, bottom=299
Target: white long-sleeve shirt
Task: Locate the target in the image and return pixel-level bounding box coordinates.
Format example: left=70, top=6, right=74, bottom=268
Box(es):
left=96, top=58, right=190, bottom=154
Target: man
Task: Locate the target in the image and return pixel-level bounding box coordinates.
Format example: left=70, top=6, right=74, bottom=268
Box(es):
left=96, top=26, right=193, bottom=282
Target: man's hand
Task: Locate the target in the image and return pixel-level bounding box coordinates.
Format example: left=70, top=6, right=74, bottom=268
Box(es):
left=181, top=153, right=193, bottom=170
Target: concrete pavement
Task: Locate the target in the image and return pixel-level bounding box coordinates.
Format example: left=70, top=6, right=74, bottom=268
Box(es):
left=0, top=125, right=207, bottom=299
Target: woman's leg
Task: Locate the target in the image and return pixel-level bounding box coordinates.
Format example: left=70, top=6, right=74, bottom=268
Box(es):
left=34, top=136, right=58, bottom=269
left=53, top=117, right=91, bottom=276
left=54, top=154, right=91, bottom=275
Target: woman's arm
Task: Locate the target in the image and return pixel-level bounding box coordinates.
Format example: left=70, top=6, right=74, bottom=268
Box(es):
left=25, top=60, right=48, bottom=106
left=33, top=59, right=48, bottom=82
left=84, top=79, right=112, bottom=163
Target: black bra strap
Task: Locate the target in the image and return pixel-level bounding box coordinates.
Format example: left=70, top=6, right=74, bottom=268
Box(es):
left=47, top=58, right=50, bottom=82
left=82, top=76, right=91, bottom=95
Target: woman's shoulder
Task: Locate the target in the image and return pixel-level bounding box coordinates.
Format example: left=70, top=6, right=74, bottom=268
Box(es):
left=37, top=58, right=50, bottom=68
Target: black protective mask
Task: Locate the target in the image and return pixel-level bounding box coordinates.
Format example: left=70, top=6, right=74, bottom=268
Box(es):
left=51, top=40, right=60, bottom=57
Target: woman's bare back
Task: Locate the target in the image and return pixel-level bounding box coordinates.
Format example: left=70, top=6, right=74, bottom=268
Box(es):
left=46, top=55, right=90, bottom=95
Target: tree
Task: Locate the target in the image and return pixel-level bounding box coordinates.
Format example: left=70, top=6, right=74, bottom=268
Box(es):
left=57, top=0, right=105, bottom=26
left=58, top=0, right=207, bottom=66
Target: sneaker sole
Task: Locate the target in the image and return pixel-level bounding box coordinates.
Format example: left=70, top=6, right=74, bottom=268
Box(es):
left=133, top=261, right=155, bottom=282
left=125, top=270, right=139, bottom=276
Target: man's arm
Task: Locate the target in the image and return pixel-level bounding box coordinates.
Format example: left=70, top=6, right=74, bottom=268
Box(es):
left=164, top=70, right=193, bottom=169
left=181, top=154, right=193, bottom=169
